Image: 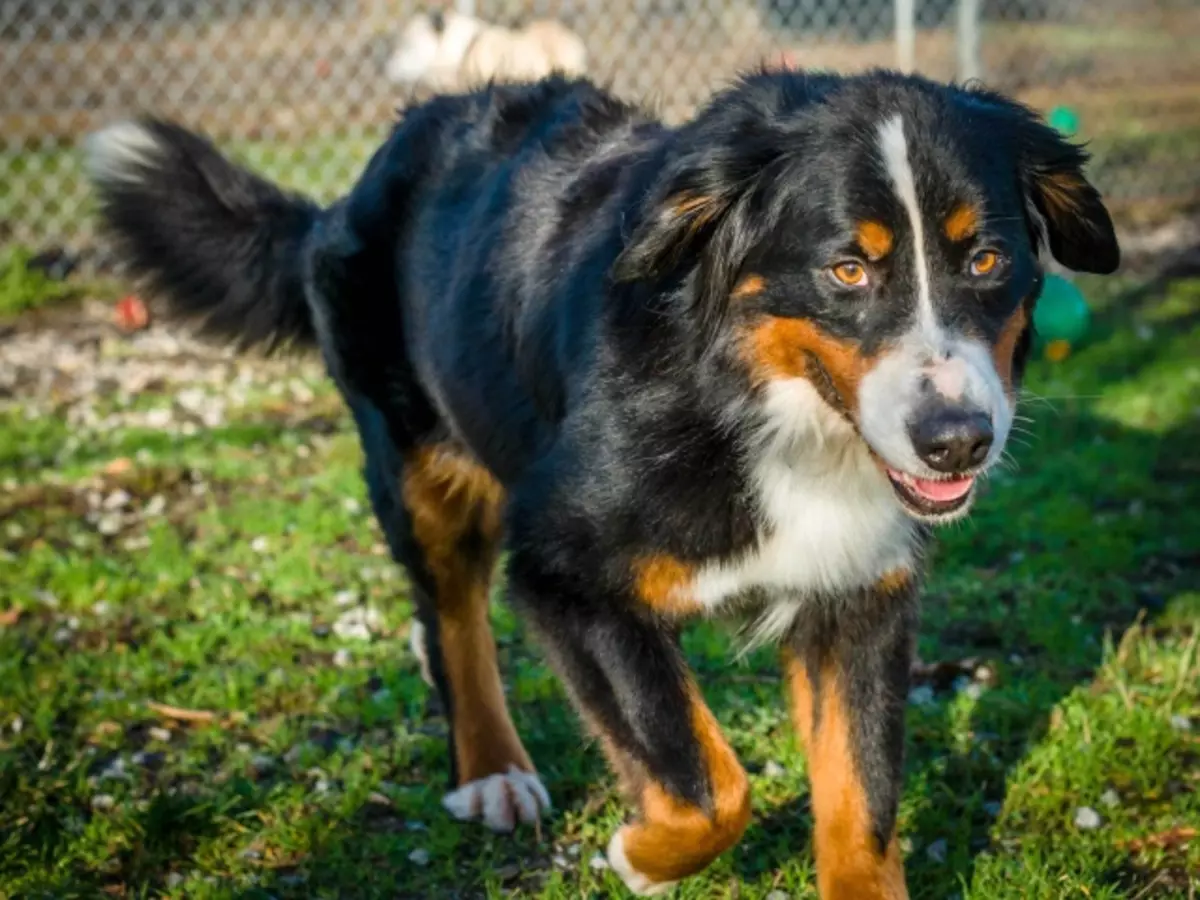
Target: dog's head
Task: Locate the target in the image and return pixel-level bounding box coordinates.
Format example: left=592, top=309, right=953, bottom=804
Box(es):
left=614, top=71, right=1118, bottom=523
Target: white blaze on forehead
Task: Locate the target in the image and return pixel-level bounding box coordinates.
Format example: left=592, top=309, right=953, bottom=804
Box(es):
left=877, top=115, right=938, bottom=343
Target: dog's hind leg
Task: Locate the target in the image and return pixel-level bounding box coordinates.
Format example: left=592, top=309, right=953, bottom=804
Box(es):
left=358, top=410, right=547, bottom=831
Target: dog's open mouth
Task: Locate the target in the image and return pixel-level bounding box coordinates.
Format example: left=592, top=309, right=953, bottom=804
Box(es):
left=885, top=468, right=975, bottom=519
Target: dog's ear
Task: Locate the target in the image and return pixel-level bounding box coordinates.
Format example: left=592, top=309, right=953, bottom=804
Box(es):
left=1015, top=117, right=1120, bottom=274
left=611, top=154, right=773, bottom=346
left=958, top=88, right=1119, bottom=274
left=611, top=170, right=740, bottom=286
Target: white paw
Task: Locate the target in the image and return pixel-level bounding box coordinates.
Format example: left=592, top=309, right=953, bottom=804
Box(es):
left=606, top=828, right=678, bottom=896
left=442, top=765, right=551, bottom=833
left=408, top=620, right=433, bottom=687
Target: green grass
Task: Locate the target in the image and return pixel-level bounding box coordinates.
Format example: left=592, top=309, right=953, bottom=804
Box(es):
left=0, top=248, right=80, bottom=318
left=1, top=276, right=1198, bottom=900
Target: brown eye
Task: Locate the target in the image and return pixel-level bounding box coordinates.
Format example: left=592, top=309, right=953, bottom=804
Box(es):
left=970, top=250, right=1001, bottom=277
left=831, top=261, right=868, bottom=287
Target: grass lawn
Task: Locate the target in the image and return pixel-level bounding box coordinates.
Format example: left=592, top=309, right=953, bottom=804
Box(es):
left=1, top=273, right=1198, bottom=900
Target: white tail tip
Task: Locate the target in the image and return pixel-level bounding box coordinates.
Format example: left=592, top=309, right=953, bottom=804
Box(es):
left=84, top=121, right=161, bottom=183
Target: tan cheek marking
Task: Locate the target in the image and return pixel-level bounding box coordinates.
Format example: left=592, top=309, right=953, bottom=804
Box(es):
left=633, top=555, right=700, bottom=616
left=856, top=221, right=894, bottom=260
left=786, top=659, right=909, bottom=900
left=742, top=317, right=876, bottom=416
left=943, top=204, right=980, bottom=242
left=992, top=303, right=1030, bottom=396
left=732, top=274, right=766, bottom=299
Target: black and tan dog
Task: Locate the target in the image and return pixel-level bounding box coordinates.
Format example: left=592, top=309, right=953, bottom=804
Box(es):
left=86, top=69, right=1118, bottom=897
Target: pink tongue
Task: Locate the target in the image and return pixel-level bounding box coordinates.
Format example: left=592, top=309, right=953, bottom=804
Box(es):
left=907, top=474, right=974, bottom=502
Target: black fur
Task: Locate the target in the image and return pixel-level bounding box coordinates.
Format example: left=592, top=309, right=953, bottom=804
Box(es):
left=88, top=119, right=320, bottom=352
left=88, top=69, right=1119, bottom=889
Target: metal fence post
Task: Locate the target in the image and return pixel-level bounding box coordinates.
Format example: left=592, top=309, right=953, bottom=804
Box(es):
left=895, top=0, right=916, bottom=73
left=957, top=0, right=982, bottom=83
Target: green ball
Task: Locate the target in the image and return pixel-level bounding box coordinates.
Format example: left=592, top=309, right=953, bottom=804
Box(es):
left=1047, top=105, right=1080, bottom=137
left=1035, top=274, right=1090, bottom=345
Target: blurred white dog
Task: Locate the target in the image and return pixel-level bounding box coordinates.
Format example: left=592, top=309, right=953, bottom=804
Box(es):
left=386, top=9, right=588, bottom=90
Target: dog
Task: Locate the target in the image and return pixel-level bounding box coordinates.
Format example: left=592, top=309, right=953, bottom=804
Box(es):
left=385, top=9, right=587, bottom=90
left=85, top=70, right=1119, bottom=897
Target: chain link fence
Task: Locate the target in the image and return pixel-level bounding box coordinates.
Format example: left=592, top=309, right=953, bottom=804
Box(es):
left=2, top=0, right=1197, bottom=254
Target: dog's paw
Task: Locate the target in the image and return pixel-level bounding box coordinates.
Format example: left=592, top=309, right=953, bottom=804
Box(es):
left=606, top=828, right=678, bottom=896
left=442, top=765, right=551, bottom=832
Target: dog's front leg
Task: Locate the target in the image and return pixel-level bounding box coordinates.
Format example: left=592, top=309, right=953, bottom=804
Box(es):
left=784, top=579, right=917, bottom=900
left=508, top=549, right=752, bottom=896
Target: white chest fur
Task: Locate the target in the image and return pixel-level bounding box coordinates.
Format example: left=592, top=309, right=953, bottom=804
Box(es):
left=691, top=380, right=917, bottom=643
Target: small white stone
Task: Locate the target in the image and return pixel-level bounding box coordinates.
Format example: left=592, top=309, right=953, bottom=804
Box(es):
left=250, top=536, right=270, bottom=553
left=333, top=648, right=352, bottom=668
left=97, top=513, right=123, bottom=535
left=1170, top=714, right=1191, bottom=732
left=589, top=853, right=609, bottom=871
left=166, top=872, right=184, bottom=888
left=763, top=760, right=786, bottom=778
left=1099, top=789, right=1120, bottom=808
left=766, top=892, right=792, bottom=900
left=925, top=838, right=948, bottom=863
left=103, top=489, right=132, bottom=510
left=251, top=754, right=275, bottom=774
left=333, top=606, right=382, bottom=640
left=333, top=590, right=358, bottom=607
left=91, top=794, right=116, bottom=811
left=11, top=716, right=23, bottom=734
left=143, top=495, right=167, bottom=518
left=408, top=848, right=430, bottom=867
left=1074, top=806, right=1102, bottom=830
left=908, top=686, right=936, bottom=706
left=149, top=727, right=172, bottom=743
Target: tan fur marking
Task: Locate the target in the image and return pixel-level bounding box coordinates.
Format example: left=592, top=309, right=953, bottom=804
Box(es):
left=732, top=274, right=767, bottom=299
left=856, top=221, right=894, bottom=260
left=1037, top=171, right=1088, bottom=218
left=787, top=658, right=909, bottom=900
left=944, top=204, right=980, bottom=242
left=614, top=683, right=752, bottom=885
left=668, top=192, right=723, bottom=236
left=992, top=303, right=1030, bottom=396
left=633, top=555, right=700, bottom=616
left=743, top=316, right=876, bottom=415
left=402, top=445, right=531, bottom=784
left=875, top=568, right=914, bottom=596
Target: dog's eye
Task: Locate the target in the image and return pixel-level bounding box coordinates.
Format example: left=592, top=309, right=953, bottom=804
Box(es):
left=969, top=250, right=1002, bottom=277
left=830, top=261, right=869, bottom=288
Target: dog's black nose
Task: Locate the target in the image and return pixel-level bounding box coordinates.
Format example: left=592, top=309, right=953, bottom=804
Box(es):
left=909, top=408, right=993, bottom=473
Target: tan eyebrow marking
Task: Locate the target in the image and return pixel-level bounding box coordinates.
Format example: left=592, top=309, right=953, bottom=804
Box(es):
left=944, top=203, right=980, bottom=242
left=856, top=221, right=894, bottom=260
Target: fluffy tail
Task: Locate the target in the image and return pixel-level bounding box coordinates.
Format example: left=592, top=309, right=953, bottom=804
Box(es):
left=85, top=119, right=321, bottom=352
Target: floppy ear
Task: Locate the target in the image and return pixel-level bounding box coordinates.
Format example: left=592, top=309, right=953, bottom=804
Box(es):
left=1018, top=123, right=1120, bottom=274
left=611, top=182, right=738, bottom=286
